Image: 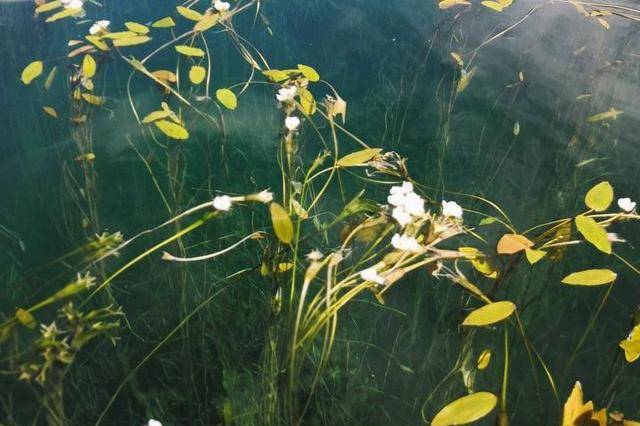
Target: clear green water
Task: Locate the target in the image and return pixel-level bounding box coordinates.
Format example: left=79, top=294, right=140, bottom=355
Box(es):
left=1, top=0, right=639, bottom=425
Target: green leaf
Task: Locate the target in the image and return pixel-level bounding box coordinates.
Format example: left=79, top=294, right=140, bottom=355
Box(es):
left=561, top=269, right=617, bottom=286
left=270, top=202, right=293, bottom=244
left=297, top=64, right=320, bottom=82
left=125, top=21, right=150, bottom=34
left=478, top=217, right=498, bottom=226
left=113, top=36, right=152, bottom=47
left=45, top=7, right=82, bottom=22
left=575, top=215, right=611, bottom=254
left=584, top=181, right=613, bottom=212
left=35, top=1, right=62, bottom=13
left=432, top=392, right=498, bottom=426
left=176, top=6, right=204, bottom=21
left=297, top=87, right=316, bottom=115
left=462, top=301, right=516, bottom=327
left=216, top=89, right=237, bottom=110
left=337, top=148, right=382, bottom=167
left=263, top=69, right=290, bottom=82
left=152, top=17, right=176, bottom=28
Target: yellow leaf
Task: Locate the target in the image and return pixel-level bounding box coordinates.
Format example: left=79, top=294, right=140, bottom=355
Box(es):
left=45, top=7, right=82, bottom=22
left=151, top=70, right=177, bottom=83
left=42, top=106, right=58, bottom=118
left=113, top=35, right=152, bottom=47
left=297, top=87, right=316, bottom=115
left=81, top=93, right=104, bottom=105
left=85, top=35, right=109, bottom=51
left=152, top=17, right=176, bottom=28
left=584, top=181, right=613, bottom=212
left=35, top=1, right=62, bottom=13
left=175, top=45, right=205, bottom=57
left=477, top=349, right=491, bottom=370
left=450, top=52, right=464, bottom=66
left=176, top=6, right=204, bottom=21
left=125, top=21, right=150, bottom=34
left=189, top=66, right=206, bottom=84
left=263, top=69, right=290, bottom=82
left=497, top=233, right=534, bottom=255
left=270, top=202, right=294, bottom=244
left=575, top=215, right=611, bottom=254
left=586, top=108, right=623, bottom=123
left=82, top=54, right=96, bottom=78
left=297, top=64, right=320, bottom=82
left=141, top=110, right=171, bottom=123
left=101, top=31, right=138, bottom=40
left=561, top=269, right=617, bottom=286
left=597, top=17, right=610, bottom=30
left=459, top=247, right=481, bottom=259
left=154, top=120, right=189, bottom=140
left=481, top=1, right=504, bottom=11
left=194, top=14, right=219, bottom=32
left=432, top=392, right=498, bottom=426
left=44, top=66, right=57, bottom=90
left=462, top=301, right=516, bottom=327
left=216, top=88, right=237, bottom=110
left=456, top=66, right=476, bottom=94
left=337, top=148, right=382, bottom=167
left=276, top=262, right=293, bottom=273
left=438, top=0, right=471, bottom=9
left=21, top=61, right=43, bottom=85
left=471, top=257, right=499, bottom=279
left=562, top=381, right=596, bottom=426
left=16, top=309, right=36, bottom=328
left=525, top=248, right=547, bottom=264
left=619, top=325, right=640, bottom=363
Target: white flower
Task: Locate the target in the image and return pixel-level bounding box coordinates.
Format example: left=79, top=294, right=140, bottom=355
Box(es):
left=214, top=0, right=231, bottom=11
left=247, top=190, right=273, bottom=204
left=391, top=233, right=422, bottom=252
left=389, top=181, right=413, bottom=195
left=391, top=207, right=412, bottom=227
left=285, top=116, right=301, bottom=131
left=607, top=233, right=626, bottom=243
left=360, top=267, right=385, bottom=285
left=89, top=20, right=110, bottom=35
left=403, top=192, right=425, bottom=216
left=62, top=0, right=83, bottom=9
left=276, top=86, right=297, bottom=102
left=387, top=192, right=405, bottom=207
left=617, top=197, right=636, bottom=213
left=441, top=200, right=463, bottom=219
left=147, top=420, right=162, bottom=426
left=213, top=195, right=232, bottom=211
left=306, top=249, right=324, bottom=261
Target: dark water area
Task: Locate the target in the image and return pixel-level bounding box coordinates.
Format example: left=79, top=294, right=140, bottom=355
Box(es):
left=1, top=0, right=639, bottom=425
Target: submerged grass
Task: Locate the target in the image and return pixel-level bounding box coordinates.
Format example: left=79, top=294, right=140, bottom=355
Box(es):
left=1, top=0, right=640, bottom=425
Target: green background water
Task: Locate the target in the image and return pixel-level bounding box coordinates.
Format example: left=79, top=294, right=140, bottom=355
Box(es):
left=1, top=0, right=639, bottom=424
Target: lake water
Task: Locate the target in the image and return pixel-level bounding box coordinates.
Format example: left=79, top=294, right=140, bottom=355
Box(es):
left=1, top=0, right=639, bottom=425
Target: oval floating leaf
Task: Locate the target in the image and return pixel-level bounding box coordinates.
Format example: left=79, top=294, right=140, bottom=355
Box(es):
left=194, top=14, right=219, bottom=32
left=298, top=64, right=320, bottom=82
left=337, top=148, right=382, bottom=167
left=575, top=215, right=611, bottom=254
left=46, top=7, right=82, bottom=22
left=154, top=120, right=189, bottom=140
left=561, top=269, right=617, bottom=286
left=152, top=17, right=176, bottom=28
left=113, top=35, right=152, bottom=47
left=85, top=35, right=109, bottom=51
left=151, top=70, right=177, bottom=83
left=477, top=349, right=491, bottom=370
left=481, top=0, right=504, bottom=11
left=270, top=202, right=293, bottom=244
left=35, top=1, right=62, bottom=13
left=81, top=93, right=104, bottom=105
left=44, top=66, right=57, bottom=90
left=176, top=6, right=204, bottom=21
left=21, top=61, right=43, bottom=85
left=462, top=301, right=516, bottom=327
left=432, top=392, right=498, bottom=426
left=585, top=181, right=613, bottom=212
left=297, top=87, right=316, bottom=115
left=216, top=89, right=237, bottom=110
left=142, top=110, right=171, bottom=123
left=189, top=66, right=206, bottom=84
left=125, top=21, right=150, bottom=34
left=496, top=233, right=533, bottom=254
left=263, top=69, right=290, bottom=82
left=175, top=45, right=205, bottom=57
left=82, top=54, right=96, bottom=78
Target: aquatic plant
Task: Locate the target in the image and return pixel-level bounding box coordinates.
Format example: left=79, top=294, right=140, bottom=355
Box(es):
left=2, top=0, right=640, bottom=425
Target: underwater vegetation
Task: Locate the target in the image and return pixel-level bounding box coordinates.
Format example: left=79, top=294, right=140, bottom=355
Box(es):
left=1, top=0, right=640, bottom=425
